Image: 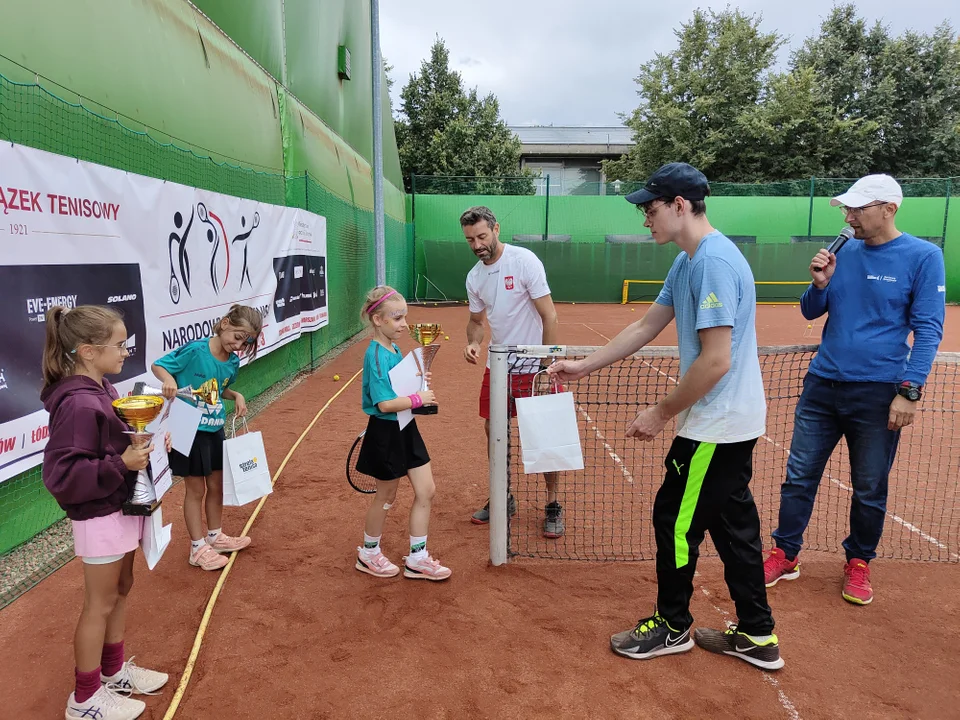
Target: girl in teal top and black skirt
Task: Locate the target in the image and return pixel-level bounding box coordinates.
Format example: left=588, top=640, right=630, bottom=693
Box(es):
left=354, top=286, right=451, bottom=582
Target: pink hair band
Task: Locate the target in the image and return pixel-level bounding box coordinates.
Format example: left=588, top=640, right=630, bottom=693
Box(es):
left=366, top=290, right=397, bottom=315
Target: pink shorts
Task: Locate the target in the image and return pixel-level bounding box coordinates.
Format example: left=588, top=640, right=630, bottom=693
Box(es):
left=72, top=511, right=143, bottom=564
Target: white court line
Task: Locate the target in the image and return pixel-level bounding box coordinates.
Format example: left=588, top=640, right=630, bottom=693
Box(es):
left=582, top=318, right=958, bottom=561
left=577, top=406, right=635, bottom=485
left=699, top=586, right=802, bottom=720
left=758, top=434, right=960, bottom=561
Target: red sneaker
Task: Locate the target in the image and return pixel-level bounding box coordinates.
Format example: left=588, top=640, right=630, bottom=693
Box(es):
left=763, top=548, right=800, bottom=587
left=842, top=559, right=873, bottom=605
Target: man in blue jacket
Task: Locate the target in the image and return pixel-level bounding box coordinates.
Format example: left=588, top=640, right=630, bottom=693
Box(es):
left=764, top=175, right=946, bottom=605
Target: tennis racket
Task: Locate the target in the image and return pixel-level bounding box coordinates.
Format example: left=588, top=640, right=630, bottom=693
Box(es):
left=346, top=430, right=377, bottom=494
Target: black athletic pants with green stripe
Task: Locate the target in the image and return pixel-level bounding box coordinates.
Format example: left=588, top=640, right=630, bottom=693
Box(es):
left=654, top=436, right=775, bottom=635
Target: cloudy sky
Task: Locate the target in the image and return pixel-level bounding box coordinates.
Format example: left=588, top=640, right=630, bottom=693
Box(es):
left=380, top=0, right=956, bottom=127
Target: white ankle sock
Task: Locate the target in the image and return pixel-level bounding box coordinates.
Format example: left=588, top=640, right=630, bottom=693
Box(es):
left=409, top=535, right=427, bottom=561
left=206, top=528, right=221, bottom=544
left=190, top=539, right=205, bottom=553
left=362, top=533, right=381, bottom=556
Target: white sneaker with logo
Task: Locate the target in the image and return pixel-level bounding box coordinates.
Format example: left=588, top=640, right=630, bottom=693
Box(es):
left=101, top=657, right=169, bottom=695
left=65, top=685, right=145, bottom=720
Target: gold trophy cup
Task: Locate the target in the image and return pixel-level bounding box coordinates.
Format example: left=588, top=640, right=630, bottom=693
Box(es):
left=409, top=323, right=441, bottom=416
left=112, top=395, right=166, bottom=516
left=133, top=378, right=219, bottom=406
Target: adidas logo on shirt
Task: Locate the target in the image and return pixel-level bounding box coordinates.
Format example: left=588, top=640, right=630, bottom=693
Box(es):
left=700, top=292, right=723, bottom=310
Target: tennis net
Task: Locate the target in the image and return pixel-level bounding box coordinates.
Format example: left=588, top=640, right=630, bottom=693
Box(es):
left=486, top=345, right=960, bottom=564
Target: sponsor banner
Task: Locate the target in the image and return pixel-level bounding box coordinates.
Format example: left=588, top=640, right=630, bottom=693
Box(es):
left=0, top=143, right=328, bottom=481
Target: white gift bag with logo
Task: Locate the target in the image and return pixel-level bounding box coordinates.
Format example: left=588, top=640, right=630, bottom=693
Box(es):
left=515, top=372, right=585, bottom=474
left=139, top=506, right=172, bottom=571
left=222, top=418, right=273, bottom=506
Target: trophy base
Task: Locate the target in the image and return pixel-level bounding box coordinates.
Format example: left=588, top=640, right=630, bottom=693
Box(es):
left=122, top=499, right=162, bottom=517
left=412, top=405, right=438, bottom=416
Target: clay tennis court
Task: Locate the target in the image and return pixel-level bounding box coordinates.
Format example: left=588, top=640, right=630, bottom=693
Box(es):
left=2, top=303, right=959, bottom=719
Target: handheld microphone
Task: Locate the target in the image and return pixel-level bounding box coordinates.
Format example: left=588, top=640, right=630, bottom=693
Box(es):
left=814, top=226, right=855, bottom=272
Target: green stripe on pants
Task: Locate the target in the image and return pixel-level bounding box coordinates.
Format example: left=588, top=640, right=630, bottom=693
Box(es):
left=675, top=442, right=717, bottom=568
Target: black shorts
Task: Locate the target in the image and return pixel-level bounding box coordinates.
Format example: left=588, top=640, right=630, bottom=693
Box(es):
left=169, top=428, right=225, bottom=478
left=356, top=415, right=430, bottom=481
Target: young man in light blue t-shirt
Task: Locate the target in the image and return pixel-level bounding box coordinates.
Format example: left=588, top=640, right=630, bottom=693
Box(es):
left=550, top=163, right=782, bottom=671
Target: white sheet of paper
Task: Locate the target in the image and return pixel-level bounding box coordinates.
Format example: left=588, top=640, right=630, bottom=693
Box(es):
left=140, top=506, right=172, bottom=571
left=145, top=402, right=172, bottom=501
left=388, top=347, right=425, bottom=431
left=168, top=396, right=203, bottom=456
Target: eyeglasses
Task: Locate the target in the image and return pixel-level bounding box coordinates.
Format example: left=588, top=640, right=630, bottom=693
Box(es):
left=840, top=202, right=888, bottom=216
left=90, top=341, right=132, bottom=353
left=69, top=341, right=132, bottom=356
left=640, top=199, right=673, bottom=219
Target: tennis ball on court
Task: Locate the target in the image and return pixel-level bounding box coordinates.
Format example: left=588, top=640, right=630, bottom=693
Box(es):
left=631, top=308, right=635, bottom=312
left=333, top=374, right=340, bottom=381
left=807, top=324, right=812, bottom=329
left=445, top=335, right=450, bottom=340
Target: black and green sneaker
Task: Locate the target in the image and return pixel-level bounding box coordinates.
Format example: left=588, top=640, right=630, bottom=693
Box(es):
left=693, top=626, right=784, bottom=670
left=610, top=612, right=693, bottom=660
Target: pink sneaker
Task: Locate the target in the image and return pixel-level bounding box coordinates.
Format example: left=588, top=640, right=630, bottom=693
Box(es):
left=207, top=532, right=252, bottom=553
left=403, top=553, right=452, bottom=581
left=189, top=544, right=229, bottom=571
left=355, top=549, right=400, bottom=578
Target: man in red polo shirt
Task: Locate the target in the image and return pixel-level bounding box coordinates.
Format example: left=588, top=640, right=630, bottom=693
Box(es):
left=461, top=205, right=563, bottom=538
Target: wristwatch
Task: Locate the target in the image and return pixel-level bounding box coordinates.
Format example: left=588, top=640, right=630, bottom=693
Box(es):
left=898, top=381, right=922, bottom=402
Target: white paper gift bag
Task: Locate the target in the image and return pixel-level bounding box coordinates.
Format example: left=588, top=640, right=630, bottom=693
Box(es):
left=515, top=374, right=585, bottom=474
left=222, top=418, right=273, bottom=507
left=139, top=506, right=172, bottom=571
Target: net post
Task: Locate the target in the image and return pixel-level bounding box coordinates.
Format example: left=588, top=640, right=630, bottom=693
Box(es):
left=488, top=344, right=510, bottom=566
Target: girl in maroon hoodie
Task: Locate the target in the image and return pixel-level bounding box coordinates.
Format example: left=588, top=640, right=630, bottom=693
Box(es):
left=42, top=305, right=169, bottom=720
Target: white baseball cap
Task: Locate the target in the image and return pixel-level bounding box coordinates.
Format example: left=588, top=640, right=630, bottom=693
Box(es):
left=830, top=174, right=903, bottom=208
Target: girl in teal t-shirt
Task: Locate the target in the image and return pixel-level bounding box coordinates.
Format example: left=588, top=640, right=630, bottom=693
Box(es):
left=353, top=286, right=451, bottom=582
left=152, top=304, right=262, bottom=572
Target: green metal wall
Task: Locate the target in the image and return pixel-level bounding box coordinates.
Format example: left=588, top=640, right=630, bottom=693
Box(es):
left=0, top=0, right=409, bottom=557
left=0, top=0, right=404, bottom=219
left=194, top=0, right=405, bottom=191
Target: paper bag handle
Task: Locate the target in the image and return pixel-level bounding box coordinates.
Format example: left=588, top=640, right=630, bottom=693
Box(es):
left=530, top=368, right=563, bottom=397
left=230, top=415, right=250, bottom=438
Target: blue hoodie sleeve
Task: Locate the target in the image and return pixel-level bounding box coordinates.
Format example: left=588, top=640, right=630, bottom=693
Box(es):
left=903, top=249, right=946, bottom=385
left=800, top=284, right=828, bottom=320
left=42, top=402, right=130, bottom=507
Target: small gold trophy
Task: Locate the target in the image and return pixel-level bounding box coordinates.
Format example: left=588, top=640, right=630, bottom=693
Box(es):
left=408, top=323, right=442, bottom=416
left=112, top=395, right=166, bottom=516
left=133, top=378, right=219, bottom=406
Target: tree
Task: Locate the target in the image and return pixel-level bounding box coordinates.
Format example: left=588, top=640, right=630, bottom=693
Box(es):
left=792, top=4, right=960, bottom=177
left=606, top=4, right=960, bottom=183
left=603, top=8, right=784, bottom=183
left=383, top=57, right=395, bottom=95
left=735, top=67, right=879, bottom=181
left=394, top=37, right=531, bottom=193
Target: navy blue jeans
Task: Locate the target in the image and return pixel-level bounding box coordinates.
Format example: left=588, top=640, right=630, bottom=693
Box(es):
left=773, top=373, right=901, bottom=563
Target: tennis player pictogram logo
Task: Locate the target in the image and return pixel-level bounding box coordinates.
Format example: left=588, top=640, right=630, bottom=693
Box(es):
left=167, top=204, right=261, bottom=304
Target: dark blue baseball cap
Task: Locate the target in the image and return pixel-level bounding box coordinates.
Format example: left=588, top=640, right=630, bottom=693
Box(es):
left=625, top=162, right=710, bottom=206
